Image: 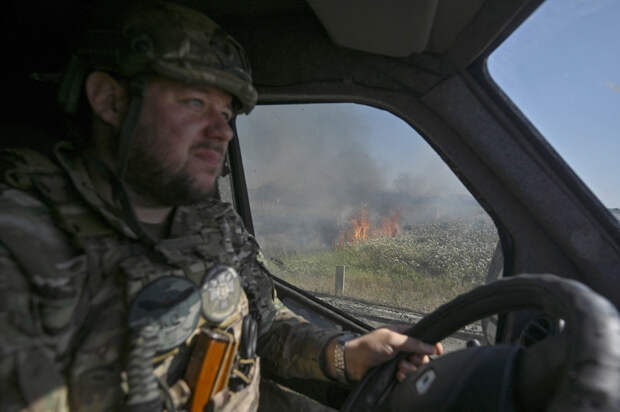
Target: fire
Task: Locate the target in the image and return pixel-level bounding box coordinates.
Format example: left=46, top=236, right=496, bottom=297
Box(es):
left=374, top=211, right=401, bottom=238
left=338, top=208, right=400, bottom=245
left=352, top=208, right=370, bottom=241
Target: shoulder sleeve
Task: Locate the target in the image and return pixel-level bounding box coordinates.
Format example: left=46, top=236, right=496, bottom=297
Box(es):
left=0, top=184, right=85, bottom=331
left=0, top=238, right=70, bottom=411
left=0, top=184, right=125, bottom=411
left=0, top=147, right=63, bottom=191
left=227, top=209, right=341, bottom=381
left=0, top=183, right=84, bottom=411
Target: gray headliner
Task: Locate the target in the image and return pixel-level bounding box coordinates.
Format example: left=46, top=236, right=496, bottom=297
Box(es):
left=307, top=0, right=440, bottom=56
left=307, top=0, right=488, bottom=56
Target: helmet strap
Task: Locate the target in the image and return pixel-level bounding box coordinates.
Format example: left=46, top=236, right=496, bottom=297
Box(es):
left=117, top=78, right=147, bottom=178
left=57, top=55, right=88, bottom=114
left=111, top=77, right=157, bottom=246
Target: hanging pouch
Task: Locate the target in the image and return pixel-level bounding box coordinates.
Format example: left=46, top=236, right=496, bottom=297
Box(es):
left=126, top=276, right=202, bottom=410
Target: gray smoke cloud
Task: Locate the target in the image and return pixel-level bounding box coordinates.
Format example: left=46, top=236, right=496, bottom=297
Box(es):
left=236, top=103, right=485, bottom=253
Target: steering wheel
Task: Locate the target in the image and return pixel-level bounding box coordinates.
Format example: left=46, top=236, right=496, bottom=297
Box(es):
left=341, top=274, right=620, bottom=412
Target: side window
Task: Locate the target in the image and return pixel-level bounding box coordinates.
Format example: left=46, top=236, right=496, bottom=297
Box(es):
left=237, top=103, right=500, bottom=349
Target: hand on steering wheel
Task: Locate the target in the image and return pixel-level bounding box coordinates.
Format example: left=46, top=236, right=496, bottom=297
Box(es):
left=341, top=274, right=620, bottom=412
left=344, top=326, right=443, bottom=382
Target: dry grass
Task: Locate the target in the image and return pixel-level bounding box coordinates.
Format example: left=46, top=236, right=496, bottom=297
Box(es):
left=263, top=216, right=498, bottom=313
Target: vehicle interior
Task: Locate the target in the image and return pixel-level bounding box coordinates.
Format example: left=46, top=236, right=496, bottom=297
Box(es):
left=5, top=0, right=620, bottom=411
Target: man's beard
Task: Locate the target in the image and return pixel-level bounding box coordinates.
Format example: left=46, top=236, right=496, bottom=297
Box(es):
left=124, top=140, right=219, bottom=207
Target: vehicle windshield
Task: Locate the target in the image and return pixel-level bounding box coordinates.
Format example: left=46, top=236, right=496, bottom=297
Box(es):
left=487, top=0, right=620, bottom=212
left=236, top=103, right=499, bottom=350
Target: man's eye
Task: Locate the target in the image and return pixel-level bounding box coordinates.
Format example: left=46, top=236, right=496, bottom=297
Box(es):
left=187, top=98, right=204, bottom=108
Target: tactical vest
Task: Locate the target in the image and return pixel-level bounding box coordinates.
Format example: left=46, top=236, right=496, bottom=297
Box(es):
left=0, top=145, right=265, bottom=412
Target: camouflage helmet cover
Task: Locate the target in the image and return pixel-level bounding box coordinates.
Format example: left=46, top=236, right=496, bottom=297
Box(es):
left=59, top=1, right=257, bottom=114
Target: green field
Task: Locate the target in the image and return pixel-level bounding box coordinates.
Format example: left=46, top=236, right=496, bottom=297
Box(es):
left=261, top=216, right=499, bottom=313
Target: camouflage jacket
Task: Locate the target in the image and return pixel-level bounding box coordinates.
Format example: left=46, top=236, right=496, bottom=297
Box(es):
left=0, top=142, right=340, bottom=411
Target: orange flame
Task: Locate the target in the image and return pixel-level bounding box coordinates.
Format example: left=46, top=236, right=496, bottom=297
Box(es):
left=338, top=208, right=400, bottom=245
left=373, top=211, right=401, bottom=238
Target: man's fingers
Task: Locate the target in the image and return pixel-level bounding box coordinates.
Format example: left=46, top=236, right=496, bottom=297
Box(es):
left=408, top=353, right=430, bottom=366
left=390, top=333, right=437, bottom=355
left=354, top=329, right=443, bottom=382
left=398, top=359, right=418, bottom=373
left=383, top=324, right=409, bottom=334
left=397, top=359, right=418, bottom=382
left=435, top=342, right=444, bottom=355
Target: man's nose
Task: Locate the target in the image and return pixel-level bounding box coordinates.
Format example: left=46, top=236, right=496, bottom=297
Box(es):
left=204, top=106, right=234, bottom=143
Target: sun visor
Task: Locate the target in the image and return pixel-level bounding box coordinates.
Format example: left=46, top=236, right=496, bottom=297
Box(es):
left=306, top=0, right=439, bottom=57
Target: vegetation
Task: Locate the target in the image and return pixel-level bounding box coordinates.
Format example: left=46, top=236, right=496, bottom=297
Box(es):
left=263, top=216, right=498, bottom=313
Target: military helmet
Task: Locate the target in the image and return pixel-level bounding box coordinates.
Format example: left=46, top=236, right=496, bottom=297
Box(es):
left=58, top=1, right=257, bottom=114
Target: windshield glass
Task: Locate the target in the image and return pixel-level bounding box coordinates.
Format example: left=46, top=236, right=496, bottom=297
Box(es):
left=488, top=0, right=620, bottom=212
left=237, top=103, right=499, bottom=349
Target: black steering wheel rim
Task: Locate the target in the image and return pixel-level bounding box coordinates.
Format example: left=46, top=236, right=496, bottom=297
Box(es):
left=341, top=274, right=620, bottom=412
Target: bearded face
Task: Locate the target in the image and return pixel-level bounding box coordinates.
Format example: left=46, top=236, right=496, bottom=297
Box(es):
left=123, top=78, right=234, bottom=206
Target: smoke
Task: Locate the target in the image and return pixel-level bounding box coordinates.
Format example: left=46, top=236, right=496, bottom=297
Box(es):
left=236, top=103, right=484, bottom=252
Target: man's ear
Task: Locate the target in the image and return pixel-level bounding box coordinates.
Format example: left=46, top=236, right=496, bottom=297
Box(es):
left=85, top=72, right=127, bottom=128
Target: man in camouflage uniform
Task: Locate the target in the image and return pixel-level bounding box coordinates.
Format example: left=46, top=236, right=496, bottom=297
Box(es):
left=0, top=2, right=441, bottom=411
